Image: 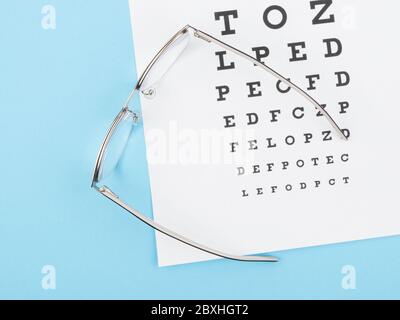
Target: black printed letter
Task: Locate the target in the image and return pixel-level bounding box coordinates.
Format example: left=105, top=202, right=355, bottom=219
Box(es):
left=214, top=10, right=238, bottom=35
left=263, top=5, right=287, bottom=29
left=247, top=81, right=262, bottom=97
left=335, top=71, right=350, bottom=87
left=310, top=0, right=335, bottom=25
left=288, top=42, right=308, bottom=62
left=323, top=38, right=342, bottom=58
left=252, top=46, right=270, bottom=65
left=216, top=85, right=230, bottom=101
left=215, top=51, right=235, bottom=71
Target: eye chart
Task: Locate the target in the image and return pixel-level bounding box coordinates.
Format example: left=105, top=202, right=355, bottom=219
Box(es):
left=130, top=0, right=400, bottom=266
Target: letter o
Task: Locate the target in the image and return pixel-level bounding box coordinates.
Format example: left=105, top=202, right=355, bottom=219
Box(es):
left=263, top=5, right=287, bottom=30
left=285, top=135, right=296, bottom=145
left=296, top=160, right=305, bottom=168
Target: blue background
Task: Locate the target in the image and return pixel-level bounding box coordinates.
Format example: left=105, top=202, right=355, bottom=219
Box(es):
left=1, top=0, right=399, bottom=299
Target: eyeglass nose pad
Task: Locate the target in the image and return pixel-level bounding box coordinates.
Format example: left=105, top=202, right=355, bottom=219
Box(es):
left=127, top=110, right=141, bottom=125
left=141, top=87, right=156, bottom=99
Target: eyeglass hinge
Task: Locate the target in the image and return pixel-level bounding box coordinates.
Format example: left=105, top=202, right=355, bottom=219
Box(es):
left=99, top=186, right=119, bottom=199
left=194, top=31, right=211, bottom=43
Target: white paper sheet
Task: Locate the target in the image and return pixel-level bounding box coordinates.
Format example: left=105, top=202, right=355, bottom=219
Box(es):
left=129, top=0, right=400, bottom=266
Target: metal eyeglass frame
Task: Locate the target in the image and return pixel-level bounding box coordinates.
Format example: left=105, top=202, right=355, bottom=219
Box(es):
left=91, top=25, right=348, bottom=263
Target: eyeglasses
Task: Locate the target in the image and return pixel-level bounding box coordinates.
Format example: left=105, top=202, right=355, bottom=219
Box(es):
left=91, top=25, right=347, bottom=263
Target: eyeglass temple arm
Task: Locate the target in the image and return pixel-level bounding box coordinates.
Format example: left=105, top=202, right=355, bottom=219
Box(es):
left=190, top=27, right=347, bottom=141
left=94, top=185, right=278, bottom=263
